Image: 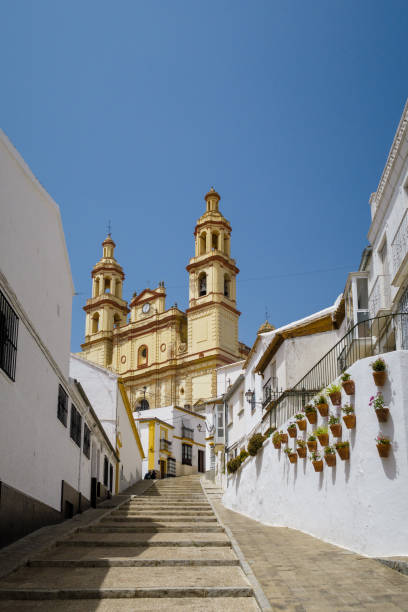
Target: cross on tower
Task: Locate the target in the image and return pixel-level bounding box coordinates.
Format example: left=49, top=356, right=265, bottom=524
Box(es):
left=107, top=220, right=112, bottom=236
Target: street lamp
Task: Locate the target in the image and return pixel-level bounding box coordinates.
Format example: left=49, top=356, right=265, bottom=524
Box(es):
left=245, top=389, right=254, bottom=404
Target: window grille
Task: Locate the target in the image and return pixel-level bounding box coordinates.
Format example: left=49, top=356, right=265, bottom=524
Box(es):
left=57, top=384, right=68, bottom=427
left=109, top=463, right=113, bottom=492
left=182, top=443, right=192, bottom=466
left=103, top=456, right=109, bottom=486
left=0, top=290, right=19, bottom=381
left=167, top=456, right=176, bottom=477
left=70, top=404, right=82, bottom=447
left=83, top=423, right=91, bottom=458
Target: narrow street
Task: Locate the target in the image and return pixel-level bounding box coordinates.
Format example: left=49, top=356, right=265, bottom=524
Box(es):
left=0, top=476, right=259, bottom=610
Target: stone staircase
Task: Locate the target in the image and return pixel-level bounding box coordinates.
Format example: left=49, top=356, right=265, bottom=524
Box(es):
left=0, top=475, right=259, bottom=610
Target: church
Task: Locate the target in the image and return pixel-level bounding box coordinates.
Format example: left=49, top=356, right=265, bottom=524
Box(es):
left=79, top=188, right=250, bottom=410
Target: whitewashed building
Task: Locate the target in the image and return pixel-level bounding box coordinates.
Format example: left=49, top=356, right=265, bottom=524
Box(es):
left=135, top=405, right=206, bottom=478
left=0, top=130, right=117, bottom=547
left=70, top=355, right=145, bottom=492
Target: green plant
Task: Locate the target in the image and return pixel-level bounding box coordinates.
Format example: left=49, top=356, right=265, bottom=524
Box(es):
left=327, top=383, right=341, bottom=394
left=264, top=427, right=275, bottom=438
left=296, top=438, right=306, bottom=447
left=247, top=433, right=265, bottom=456
left=341, top=372, right=351, bottom=381
left=342, top=404, right=354, bottom=414
left=307, top=433, right=316, bottom=441
left=238, top=449, right=249, bottom=463
left=375, top=434, right=390, bottom=445
left=369, top=393, right=385, bottom=410
left=284, top=448, right=292, bottom=455
left=294, top=413, right=305, bottom=420
left=324, top=445, right=336, bottom=455
left=315, top=394, right=327, bottom=405
left=335, top=441, right=349, bottom=449
left=315, top=426, right=328, bottom=435
left=287, top=421, right=297, bottom=429
left=309, top=451, right=321, bottom=461
left=227, top=457, right=240, bottom=474
left=328, top=415, right=340, bottom=425
left=304, top=405, right=316, bottom=413
left=272, top=431, right=281, bottom=443
left=371, top=357, right=386, bottom=371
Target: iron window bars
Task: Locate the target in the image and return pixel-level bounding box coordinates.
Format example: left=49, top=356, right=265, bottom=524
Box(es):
left=70, top=404, right=82, bottom=447
left=0, top=289, right=19, bottom=381
left=57, top=384, right=68, bottom=426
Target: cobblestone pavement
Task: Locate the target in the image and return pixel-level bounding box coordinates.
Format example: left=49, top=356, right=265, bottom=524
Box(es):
left=213, top=500, right=408, bottom=611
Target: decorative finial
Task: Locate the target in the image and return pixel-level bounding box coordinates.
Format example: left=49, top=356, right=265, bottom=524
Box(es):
left=107, top=220, right=112, bottom=236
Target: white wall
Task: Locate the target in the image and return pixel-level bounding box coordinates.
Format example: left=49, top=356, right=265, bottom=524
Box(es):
left=223, top=351, right=408, bottom=557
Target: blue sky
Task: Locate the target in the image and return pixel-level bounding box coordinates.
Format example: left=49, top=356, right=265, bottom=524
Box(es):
left=1, top=1, right=407, bottom=351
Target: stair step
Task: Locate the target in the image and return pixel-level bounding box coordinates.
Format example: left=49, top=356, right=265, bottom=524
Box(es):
left=39, top=545, right=237, bottom=561
left=57, top=539, right=231, bottom=548
left=29, top=558, right=240, bottom=567
left=102, top=517, right=217, bottom=522
left=82, top=525, right=224, bottom=533
left=0, top=598, right=260, bottom=611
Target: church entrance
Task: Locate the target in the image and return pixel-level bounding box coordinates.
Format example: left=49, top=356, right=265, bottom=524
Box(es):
left=159, top=460, right=166, bottom=479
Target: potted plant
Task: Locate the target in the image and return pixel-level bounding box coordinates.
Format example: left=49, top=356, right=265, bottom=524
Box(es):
left=307, top=434, right=317, bottom=452
left=287, top=422, right=297, bottom=438
left=296, top=439, right=307, bottom=458
left=327, top=383, right=342, bottom=406
left=324, top=445, right=336, bottom=467
left=310, top=451, right=323, bottom=472
left=375, top=434, right=391, bottom=458
left=247, top=433, right=265, bottom=456
left=315, top=394, right=329, bottom=417
left=315, top=426, right=329, bottom=447
left=272, top=431, right=281, bottom=449
left=227, top=457, right=240, bottom=474
left=342, top=404, right=356, bottom=429
left=371, top=357, right=387, bottom=386
left=328, top=414, right=342, bottom=437
left=294, top=413, right=307, bottom=431
left=263, top=427, right=275, bottom=439
left=305, top=404, right=317, bottom=424
left=279, top=430, right=289, bottom=444
left=238, top=449, right=249, bottom=464
left=369, top=392, right=389, bottom=422
left=335, top=440, right=350, bottom=461
left=284, top=447, right=298, bottom=463
left=341, top=371, right=355, bottom=395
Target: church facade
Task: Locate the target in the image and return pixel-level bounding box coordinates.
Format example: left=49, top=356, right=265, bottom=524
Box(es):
left=79, top=188, right=249, bottom=410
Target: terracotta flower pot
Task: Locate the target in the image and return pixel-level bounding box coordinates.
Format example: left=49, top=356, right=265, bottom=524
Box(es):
left=375, top=407, right=389, bottom=423
left=373, top=370, right=386, bottom=386
left=336, top=445, right=350, bottom=460
left=342, top=380, right=355, bottom=395
left=324, top=454, right=336, bottom=467
left=317, top=403, right=329, bottom=417
left=330, top=423, right=342, bottom=437
left=288, top=453, right=297, bottom=464
left=343, top=414, right=356, bottom=429
left=377, top=443, right=391, bottom=458
left=307, top=440, right=317, bottom=452
left=329, top=391, right=342, bottom=406
left=280, top=433, right=288, bottom=444
left=306, top=411, right=317, bottom=424
left=317, top=433, right=329, bottom=446
left=297, top=419, right=307, bottom=431
left=287, top=427, right=297, bottom=438
left=312, top=460, right=323, bottom=472
left=273, top=439, right=281, bottom=449
left=296, top=446, right=307, bottom=458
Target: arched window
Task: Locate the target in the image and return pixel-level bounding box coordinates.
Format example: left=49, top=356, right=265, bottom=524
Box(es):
left=94, top=278, right=100, bottom=296
left=138, top=345, right=148, bottom=367
left=212, top=232, right=219, bottom=250
left=91, top=312, right=99, bottom=333
left=224, top=274, right=231, bottom=298
left=113, top=313, right=121, bottom=329
left=224, top=235, right=230, bottom=256
left=199, top=232, right=206, bottom=255
left=198, top=272, right=207, bottom=297
left=104, top=278, right=111, bottom=293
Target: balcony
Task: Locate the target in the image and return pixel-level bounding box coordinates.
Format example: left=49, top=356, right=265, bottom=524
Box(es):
left=369, top=275, right=391, bottom=318
left=391, top=210, right=408, bottom=286
left=160, top=438, right=172, bottom=452
left=182, top=426, right=194, bottom=440
left=262, top=377, right=280, bottom=410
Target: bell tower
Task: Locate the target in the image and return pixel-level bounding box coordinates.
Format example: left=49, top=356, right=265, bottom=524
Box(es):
left=81, top=234, right=129, bottom=367
left=186, top=188, right=240, bottom=368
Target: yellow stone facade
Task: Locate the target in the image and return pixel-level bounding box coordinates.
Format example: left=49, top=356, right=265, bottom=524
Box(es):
left=79, top=188, right=249, bottom=410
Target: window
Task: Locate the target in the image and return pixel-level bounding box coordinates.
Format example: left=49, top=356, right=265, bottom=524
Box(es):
left=103, top=455, right=109, bottom=486
left=0, top=289, right=19, bottom=381
left=57, top=384, right=68, bottom=427
left=198, top=272, right=207, bottom=296
left=211, top=232, right=219, bottom=250
left=83, top=423, right=91, bottom=458
left=70, top=404, right=82, bottom=447
left=182, top=443, right=192, bottom=466
left=224, top=274, right=231, bottom=297
left=91, top=312, right=99, bottom=333
left=109, top=463, right=113, bottom=492
left=138, top=345, right=148, bottom=367
left=199, top=232, right=206, bottom=255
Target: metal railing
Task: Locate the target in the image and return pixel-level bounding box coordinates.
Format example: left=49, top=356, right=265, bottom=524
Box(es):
left=160, top=438, right=172, bottom=452
left=392, top=210, right=408, bottom=280
left=266, top=313, right=408, bottom=429
left=369, top=274, right=391, bottom=317
left=181, top=425, right=194, bottom=440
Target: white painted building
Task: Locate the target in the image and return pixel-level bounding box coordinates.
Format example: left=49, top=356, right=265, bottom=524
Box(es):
left=0, top=130, right=117, bottom=547
left=135, top=405, right=206, bottom=479
left=69, top=355, right=145, bottom=492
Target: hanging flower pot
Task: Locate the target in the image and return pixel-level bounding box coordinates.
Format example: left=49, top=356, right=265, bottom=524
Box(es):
left=342, top=405, right=355, bottom=429
left=272, top=433, right=281, bottom=449
left=371, top=358, right=387, bottom=386
left=297, top=419, right=307, bottom=431
left=307, top=436, right=317, bottom=452
left=327, top=384, right=342, bottom=406
left=369, top=393, right=389, bottom=423
left=305, top=405, right=317, bottom=424
left=316, top=427, right=329, bottom=447
left=287, top=424, right=297, bottom=438
left=335, top=441, right=350, bottom=461
left=329, top=416, right=342, bottom=437
left=280, top=432, right=288, bottom=444
left=310, top=452, right=323, bottom=472
left=376, top=407, right=390, bottom=423
left=296, top=445, right=307, bottom=458
left=376, top=435, right=391, bottom=458
left=341, top=375, right=355, bottom=396
left=284, top=448, right=298, bottom=463
left=324, top=447, right=336, bottom=467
